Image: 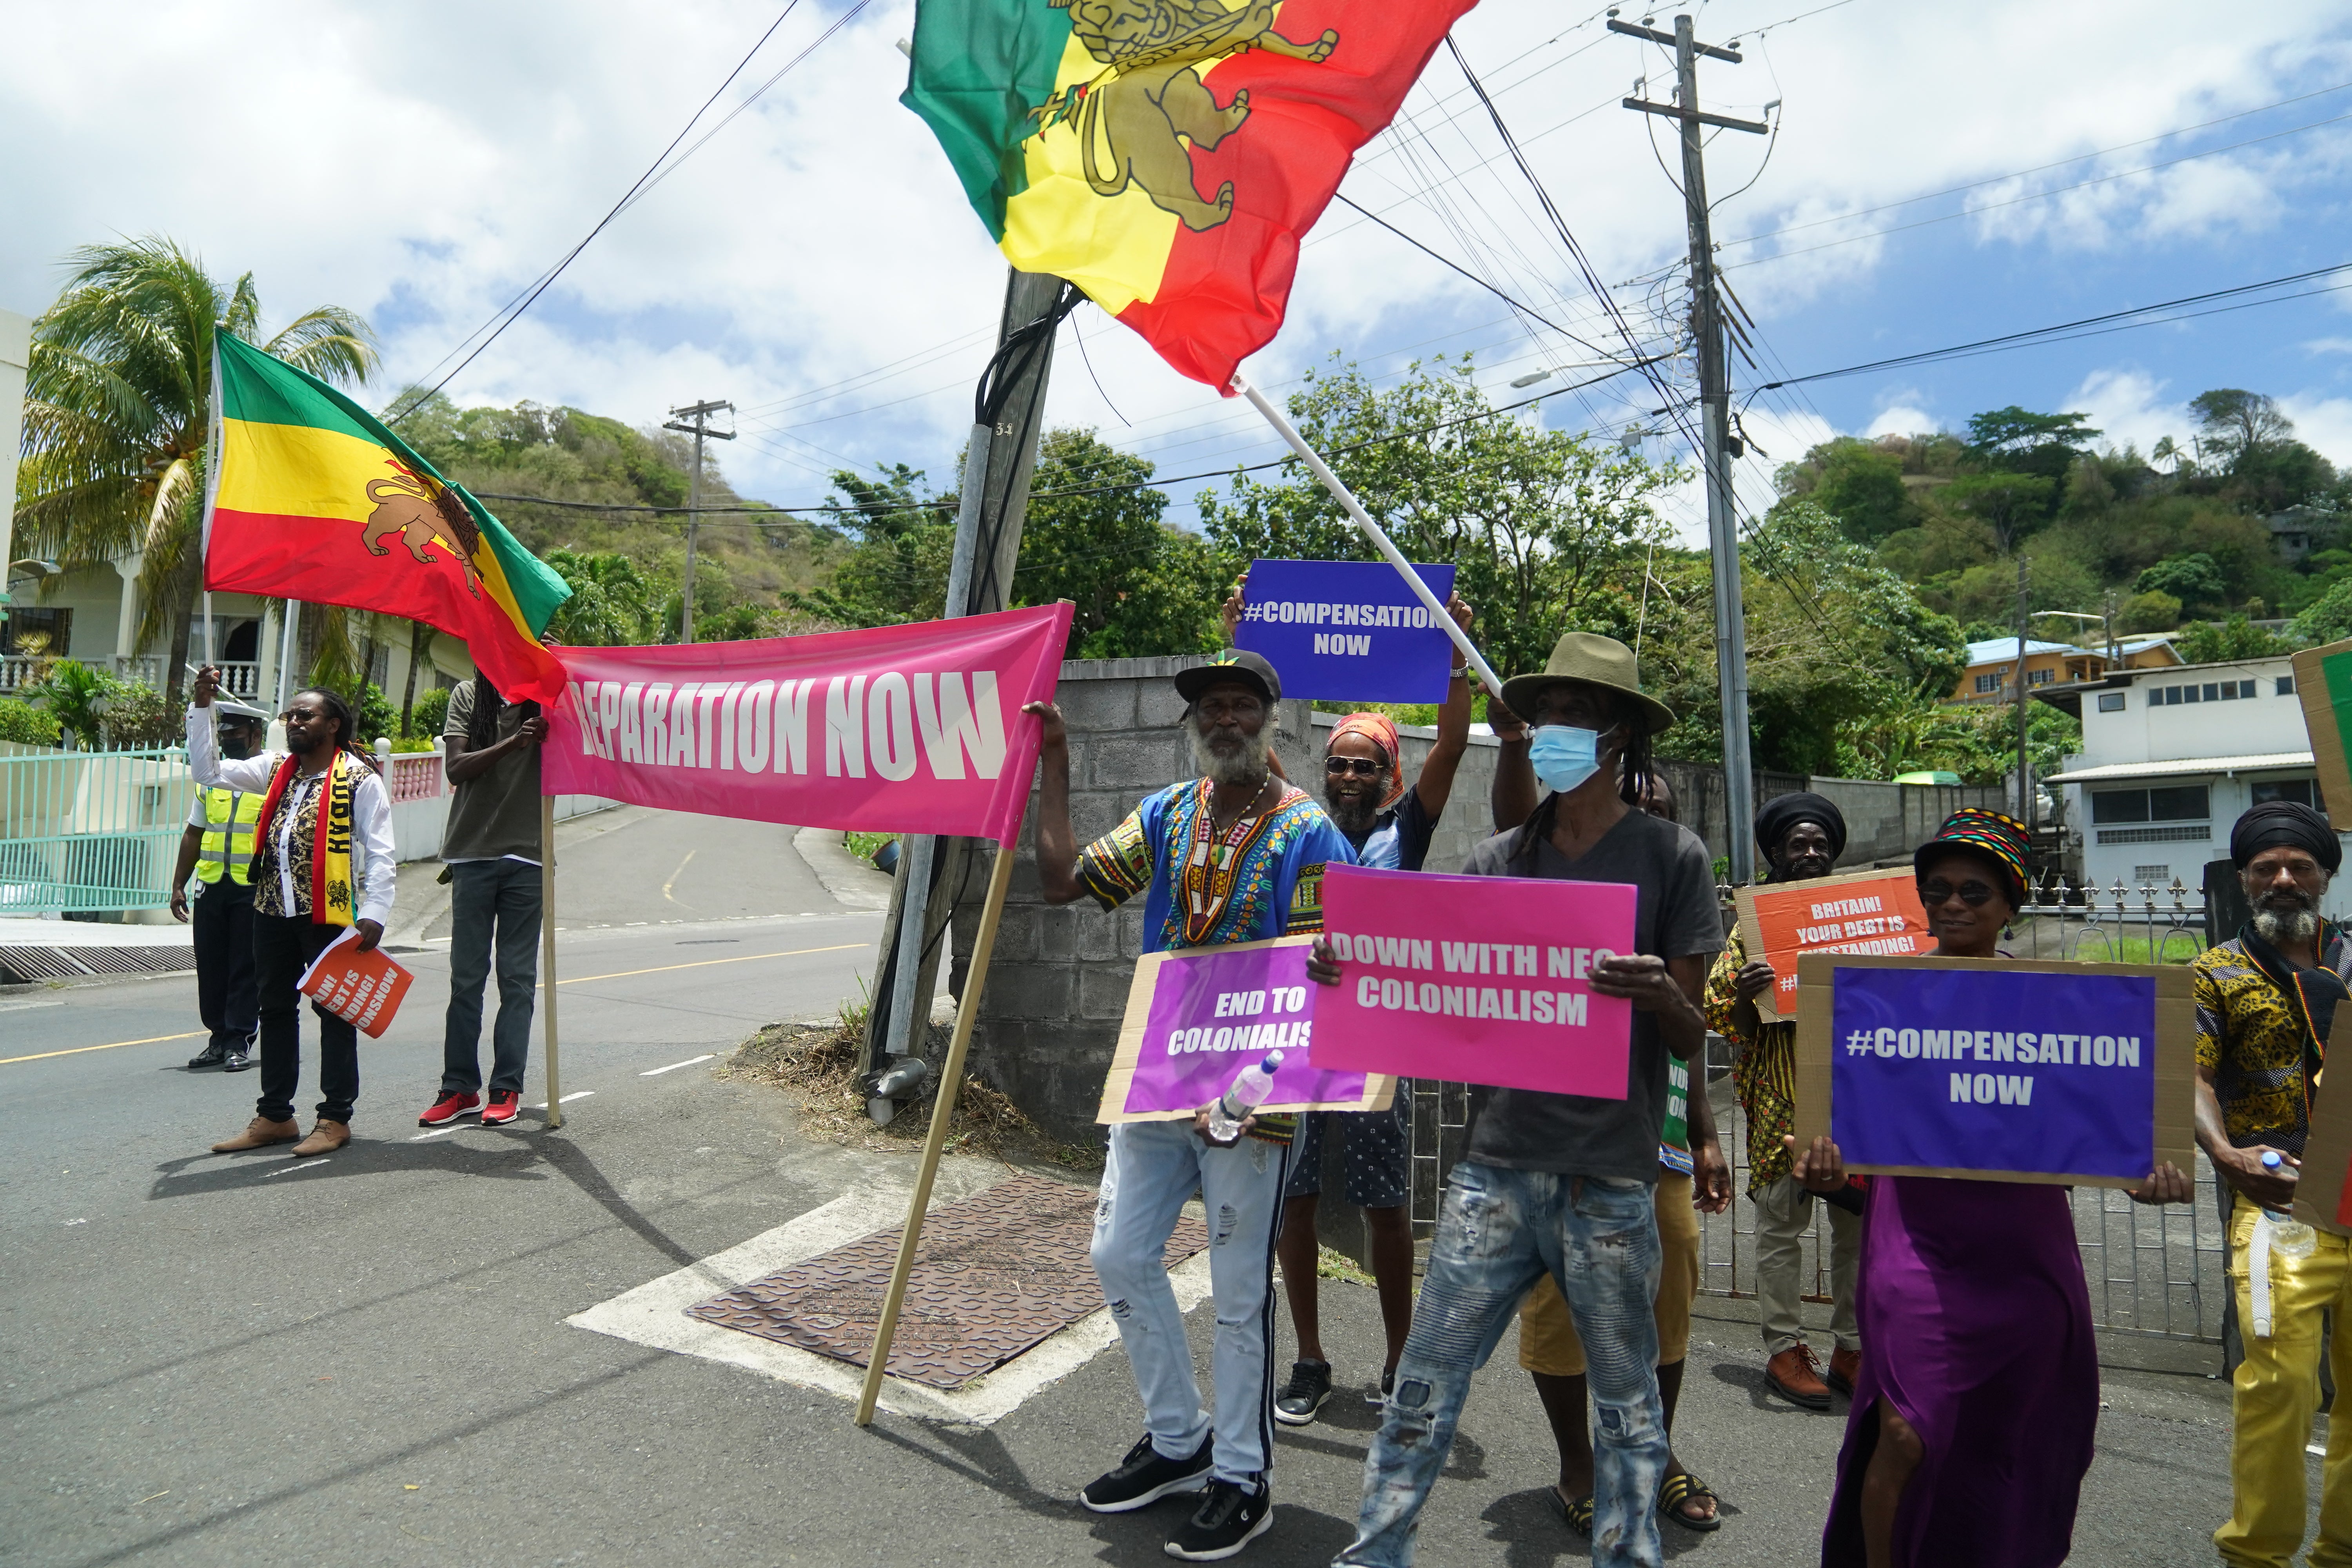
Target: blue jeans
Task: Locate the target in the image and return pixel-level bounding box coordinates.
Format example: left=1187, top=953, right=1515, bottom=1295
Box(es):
left=1092, top=1118, right=1292, bottom=1485
left=440, top=860, right=541, bottom=1096
left=1338, top=1160, right=1667, bottom=1568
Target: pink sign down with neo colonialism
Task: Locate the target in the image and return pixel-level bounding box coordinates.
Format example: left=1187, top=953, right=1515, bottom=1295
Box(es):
left=1312, top=864, right=1636, bottom=1097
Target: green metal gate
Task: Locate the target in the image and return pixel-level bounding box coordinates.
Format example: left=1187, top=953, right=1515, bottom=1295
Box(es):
left=0, top=746, right=195, bottom=916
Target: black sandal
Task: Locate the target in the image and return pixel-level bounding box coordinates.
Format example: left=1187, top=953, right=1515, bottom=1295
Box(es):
left=1545, top=1487, right=1593, bottom=1537
left=1658, top=1471, right=1722, bottom=1533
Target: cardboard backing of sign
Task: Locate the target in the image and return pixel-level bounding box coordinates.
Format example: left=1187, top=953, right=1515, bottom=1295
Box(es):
left=2292, top=639, right=2352, bottom=820
left=1096, top=935, right=1396, bottom=1125
left=1735, top=865, right=1933, bottom=1023
left=2293, top=1010, right=2352, bottom=1236
left=1791, top=951, right=2195, bottom=1189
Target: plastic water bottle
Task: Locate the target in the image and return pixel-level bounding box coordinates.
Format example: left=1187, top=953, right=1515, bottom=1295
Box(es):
left=2262, top=1152, right=2318, bottom=1259
left=1207, top=1050, right=1285, bottom=1142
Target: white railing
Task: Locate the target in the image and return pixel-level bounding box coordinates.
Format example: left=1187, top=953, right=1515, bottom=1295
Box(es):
left=372, top=741, right=448, bottom=804
left=0, top=658, right=262, bottom=698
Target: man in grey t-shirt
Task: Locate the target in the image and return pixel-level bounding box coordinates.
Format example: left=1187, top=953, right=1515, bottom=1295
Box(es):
left=418, top=674, right=547, bottom=1130
left=1331, top=633, right=1720, bottom=1568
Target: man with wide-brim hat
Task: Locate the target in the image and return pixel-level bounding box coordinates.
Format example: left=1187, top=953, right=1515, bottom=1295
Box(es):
left=1023, top=648, right=1356, bottom=1561
left=171, top=697, right=270, bottom=1071
left=1329, top=630, right=1722, bottom=1568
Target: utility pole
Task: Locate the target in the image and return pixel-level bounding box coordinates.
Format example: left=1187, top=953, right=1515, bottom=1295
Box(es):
left=1618, top=14, right=1769, bottom=882
left=861, top=269, right=1068, bottom=1116
left=662, top=398, right=735, bottom=643
left=2014, top=554, right=2032, bottom=827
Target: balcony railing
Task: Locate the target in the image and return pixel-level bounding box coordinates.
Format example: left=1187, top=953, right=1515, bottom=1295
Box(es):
left=0, top=657, right=263, bottom=699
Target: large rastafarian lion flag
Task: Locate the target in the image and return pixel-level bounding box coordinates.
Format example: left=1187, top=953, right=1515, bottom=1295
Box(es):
left=203, top=331, right=572, bottom=706
left=903, top=0, right=1477, bottom=387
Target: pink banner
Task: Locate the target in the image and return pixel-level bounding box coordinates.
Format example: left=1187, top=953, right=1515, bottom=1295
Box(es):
left=1313, top=864, right=1637, bottom=1097
left=542, top=603, right=1073, bottom=845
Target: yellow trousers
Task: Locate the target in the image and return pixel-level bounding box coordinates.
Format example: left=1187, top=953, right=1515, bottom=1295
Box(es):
left=2218, top=1192, right=2352, bottom=1567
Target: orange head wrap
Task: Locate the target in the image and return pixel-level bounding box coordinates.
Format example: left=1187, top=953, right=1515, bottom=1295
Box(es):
left=1328, top=711, right=1408, bottom=810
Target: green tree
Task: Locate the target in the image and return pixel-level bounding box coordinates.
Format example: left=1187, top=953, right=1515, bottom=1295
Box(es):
left=2135, top=552, right=2227, bottom=613
left=14, top=237, right=377, bottom=706
left=1806, top=439, right=1918, bottom=544
left=1941, top=471, right=2058, bottom=552
left=20, top=659, right=117, bottom=750
left=1014, top=428, right=1225, bottom=658
left=544, top=549, right=667, bottom=645
left=795, top=465, right=954, bottom=627
left=2174, top=615, right=2288, bottom=663
left=2117, top=590, right=2182, bottom=633
left=1963, top=406, right=2101, bottom=465
left=1197, top=356, right=1680, bottom=684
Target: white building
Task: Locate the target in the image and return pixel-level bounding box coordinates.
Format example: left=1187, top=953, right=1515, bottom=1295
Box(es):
left=2051, top=653, right=2350, bottom=911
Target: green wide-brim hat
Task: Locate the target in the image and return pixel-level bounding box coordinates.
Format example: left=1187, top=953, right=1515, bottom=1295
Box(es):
left=1499, top=632, right=1677, bottom=736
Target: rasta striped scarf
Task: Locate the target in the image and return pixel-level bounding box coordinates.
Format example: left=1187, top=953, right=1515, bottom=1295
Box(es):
left=252, top=748, right=361, bottom=927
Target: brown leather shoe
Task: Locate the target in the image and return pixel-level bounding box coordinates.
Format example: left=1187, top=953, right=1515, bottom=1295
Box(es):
left=1826, top=1345, right=1861, bottom=1397
left=1765, top=1344, right=1832, bottom=1409
left=212, top=1116, right=301, bottom=1152
left=291, top=1119, right=350, bottom=1157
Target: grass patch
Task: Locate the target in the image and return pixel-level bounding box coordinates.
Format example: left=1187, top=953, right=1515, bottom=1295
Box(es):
left=719, top=1000, right=1103, bottom=1171
left=842, top=830, right=896, bottom=866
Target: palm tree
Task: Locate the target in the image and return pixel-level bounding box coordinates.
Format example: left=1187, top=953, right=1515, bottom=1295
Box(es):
left=13, top=236, right=377, bottom=707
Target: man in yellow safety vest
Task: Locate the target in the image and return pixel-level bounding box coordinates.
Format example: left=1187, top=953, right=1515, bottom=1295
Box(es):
left=171, top=699, right=268, bottom=1071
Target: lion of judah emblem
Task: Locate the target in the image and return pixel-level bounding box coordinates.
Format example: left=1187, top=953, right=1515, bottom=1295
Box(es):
left=1042, top=0, right=1339, bottom=232
left=361, top=461, right=483, bottom=599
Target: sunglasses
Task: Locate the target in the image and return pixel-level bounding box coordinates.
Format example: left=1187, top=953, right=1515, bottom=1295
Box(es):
left=1325, top=756, right=1387, bottom=777
left=1919, top=878, right=2000, bottom=908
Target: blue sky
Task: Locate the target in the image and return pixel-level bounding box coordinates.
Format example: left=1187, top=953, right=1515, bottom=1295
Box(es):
left=7, top=0, right=2352, bottom=542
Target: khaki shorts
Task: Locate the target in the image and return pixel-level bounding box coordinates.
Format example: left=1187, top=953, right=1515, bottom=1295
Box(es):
left=1517, top=1172, right=1699, bottom=1376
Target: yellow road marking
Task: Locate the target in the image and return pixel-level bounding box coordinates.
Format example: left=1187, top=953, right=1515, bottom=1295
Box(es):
left=6, top=942, right=871, bottom=1065
left=1, top=1031, right=204, bottom=1066
left=661, top=850, right=697, bottom=909
left=554, top=942, right=866, bottom=986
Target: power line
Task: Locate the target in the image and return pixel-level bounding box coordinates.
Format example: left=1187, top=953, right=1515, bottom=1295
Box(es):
left=1751, top=261, right=2352, bottom=392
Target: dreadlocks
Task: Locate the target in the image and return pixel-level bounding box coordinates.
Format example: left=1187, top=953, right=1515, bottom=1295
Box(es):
left=1506, top=692, right=1651, bottom=873
left=463, top=670, right=540, bottom=752
left=290, top=687, right=378, bottom=773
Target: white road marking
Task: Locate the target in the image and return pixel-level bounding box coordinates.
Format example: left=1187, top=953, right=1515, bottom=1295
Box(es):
left=641, top=1054, right=715, bottom=1076
left=265, top=1159, right=331, bottom=1175
left=532, top=1090, right=595, bottom=1108
left=567, top=1176, right=1204, bottom=1425
left=410, top=1128, right=464, bottom=1141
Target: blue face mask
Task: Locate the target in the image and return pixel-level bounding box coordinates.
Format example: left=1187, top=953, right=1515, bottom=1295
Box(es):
left=1529, top=724, right=1612, bottom=796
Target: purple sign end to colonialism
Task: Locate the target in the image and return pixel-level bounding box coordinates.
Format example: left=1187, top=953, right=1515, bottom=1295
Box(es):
left=1829, top=965, right=2160, bottom=1180
left=1122, top=942, right=1368, bottom=1118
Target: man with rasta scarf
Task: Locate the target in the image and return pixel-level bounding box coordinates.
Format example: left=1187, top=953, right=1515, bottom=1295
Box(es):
left=2196, top=799, right=2352, bottom=1566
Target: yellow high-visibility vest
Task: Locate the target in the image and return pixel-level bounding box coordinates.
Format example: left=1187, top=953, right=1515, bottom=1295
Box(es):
left=196, top=786, right=261, bottom=886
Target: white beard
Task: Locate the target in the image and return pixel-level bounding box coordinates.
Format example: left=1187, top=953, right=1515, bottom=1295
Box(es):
left=1184, top=711, right=1274, bottom=789
left=2253, top=904, right=2320, bottom=945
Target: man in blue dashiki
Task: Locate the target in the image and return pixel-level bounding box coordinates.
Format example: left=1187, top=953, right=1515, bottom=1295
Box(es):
left=1024, top=650, right=1356, bottom=1562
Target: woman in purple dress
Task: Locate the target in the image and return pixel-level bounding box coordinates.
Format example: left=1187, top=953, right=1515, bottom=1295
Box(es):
left=1795, top=809, right=2191, bottom=1568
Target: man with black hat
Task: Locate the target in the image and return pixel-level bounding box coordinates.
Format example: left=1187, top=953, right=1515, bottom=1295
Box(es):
left=169, top=698, right=269, bottom=1071
left=2197, top=799, right=2352, bottom=1566
left=1025, top=649, right=1356, bottom=1562
left=1704, top=791, right=1865, bottom=1409
left=1329, top=632, right=1721, bottom=1568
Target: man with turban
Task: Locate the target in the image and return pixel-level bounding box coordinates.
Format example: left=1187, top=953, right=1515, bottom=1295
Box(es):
left=2198, top=798, right=2352, bottom=1566
left=1268, top=592, right=1478, bottom=1428
left=1704, top=791, right=1866, bottom=1409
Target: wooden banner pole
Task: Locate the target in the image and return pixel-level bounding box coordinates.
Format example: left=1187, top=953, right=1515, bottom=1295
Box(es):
left=855, top=831, right=1020, bottom=1425
left=541, top=792, right=563, bottom=1130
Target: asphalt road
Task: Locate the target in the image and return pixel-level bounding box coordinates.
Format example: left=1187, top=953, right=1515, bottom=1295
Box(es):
left=0, top=807, right=2287, bottom=1567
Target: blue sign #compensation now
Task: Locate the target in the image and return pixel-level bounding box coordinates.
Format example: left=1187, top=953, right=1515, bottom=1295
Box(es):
left=1233, top=559, right=1459, bottom=704
left=1828, top=966, right=2158, bottom=1180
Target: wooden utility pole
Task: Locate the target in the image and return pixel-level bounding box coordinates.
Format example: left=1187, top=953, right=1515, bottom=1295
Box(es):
left=863, top=269, right=1069, bottom=1107
left=662, top=398, right=734, bottom=643
left=1619, top=14, right=1768, bottom=882
left=2014, top=554, right=2033, bottom=826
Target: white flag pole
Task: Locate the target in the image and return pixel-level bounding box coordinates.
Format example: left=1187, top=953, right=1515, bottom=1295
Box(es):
left=1229, top=373, right=1506, bottom=704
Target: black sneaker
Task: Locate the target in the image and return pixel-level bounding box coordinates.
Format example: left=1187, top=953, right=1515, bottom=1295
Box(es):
left=187, top=1042, right=229, bottom=1069
left=1365, top=1367, right=1395, bottom=1407
left=1165, top=1477, right=1272, bottom=1561
left=1274, top=1359, right=1332, bottom=1426
left=1080, top=1432, right=1212, bottom=1514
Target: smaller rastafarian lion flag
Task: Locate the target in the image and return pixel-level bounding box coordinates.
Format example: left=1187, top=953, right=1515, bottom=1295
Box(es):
left=903, top=0, right=1477, bottom=388
left=204, top=332, right=571, bottom=705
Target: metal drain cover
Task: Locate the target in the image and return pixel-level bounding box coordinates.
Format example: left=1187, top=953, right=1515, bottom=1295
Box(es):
left=687, top=1172, right=1209, bottom=1389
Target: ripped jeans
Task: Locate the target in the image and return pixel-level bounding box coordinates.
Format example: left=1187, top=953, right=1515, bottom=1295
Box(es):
left=1338, top=1160, right=1666, bottom=1568
left=1092, top=1117, right=1292, bottom=1486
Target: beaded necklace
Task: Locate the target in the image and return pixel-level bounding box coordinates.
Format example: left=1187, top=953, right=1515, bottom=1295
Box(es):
left=1178, top=776, right=1280, bottom=945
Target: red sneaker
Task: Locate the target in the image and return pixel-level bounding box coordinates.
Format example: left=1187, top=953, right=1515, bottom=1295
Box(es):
left=419, top=1091, right=479, bottom=1127
left=480, top=1091, right=522, bottom=1127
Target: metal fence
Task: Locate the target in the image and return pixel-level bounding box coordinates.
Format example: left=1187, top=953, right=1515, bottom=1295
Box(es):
left=0, top=745, right=195, bottom=916
left=1401, top=884, right=2229, bottom=1346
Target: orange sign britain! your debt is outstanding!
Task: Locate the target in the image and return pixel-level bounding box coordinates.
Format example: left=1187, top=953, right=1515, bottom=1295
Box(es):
left=1734, top=865, right=1931, bottom=1022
